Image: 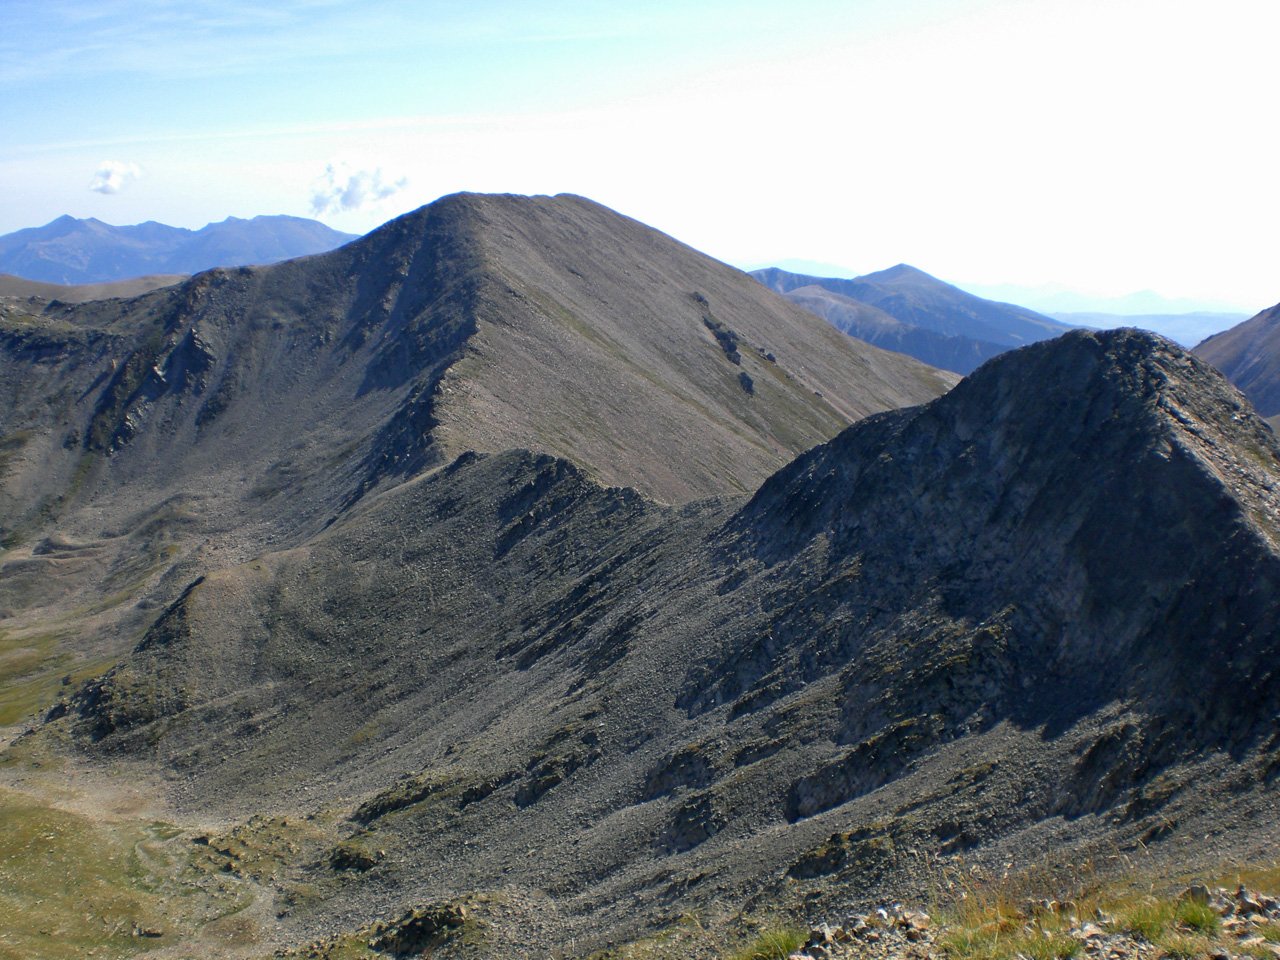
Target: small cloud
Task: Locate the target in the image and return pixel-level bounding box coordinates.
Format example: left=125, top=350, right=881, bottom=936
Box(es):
left=88, top=160, right=141, bottom=194
left=311, top=162, right=408, bottom=215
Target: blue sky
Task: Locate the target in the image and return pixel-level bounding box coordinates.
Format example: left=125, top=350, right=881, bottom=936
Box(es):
left=3, top=0, right=1277, bottom=311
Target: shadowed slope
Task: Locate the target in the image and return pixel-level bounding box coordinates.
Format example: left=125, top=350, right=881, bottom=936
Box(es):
left=1195, top=301, right=1280, bottom=418
left=0, top=193, right=486, bottom=555
left=49, top=329, right=1280, bottom=955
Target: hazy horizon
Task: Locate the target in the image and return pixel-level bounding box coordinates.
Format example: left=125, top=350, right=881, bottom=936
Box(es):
left=4, top=0, right=1276, bottom=312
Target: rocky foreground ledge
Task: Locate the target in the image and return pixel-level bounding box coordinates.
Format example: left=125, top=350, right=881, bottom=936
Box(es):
left=786, top=884, right=1280, bottom=960
left=268, top=881, right=1280, bottom=959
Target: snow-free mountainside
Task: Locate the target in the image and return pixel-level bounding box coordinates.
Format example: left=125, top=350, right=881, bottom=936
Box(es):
left=751, top=265, right=1073, bottom=374
left=2, top=193, right=1279, bottom=959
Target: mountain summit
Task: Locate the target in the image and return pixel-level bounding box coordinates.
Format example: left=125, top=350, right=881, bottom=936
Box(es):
left=1, top=193, right=954, bottom=550
left=0, top=192, right=955, bottom=749
left=9, top=187, right=1280, bottom=959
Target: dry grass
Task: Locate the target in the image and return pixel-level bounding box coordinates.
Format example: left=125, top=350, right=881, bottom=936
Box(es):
left=931, top=856, right=1269, bottom=960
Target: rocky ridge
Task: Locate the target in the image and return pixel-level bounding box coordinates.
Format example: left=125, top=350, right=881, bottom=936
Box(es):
left=17, top=327, right=1280, bottom=956
left=0, top=193, right=953, bottom=749
left=1, top=193, right=953, bottom=542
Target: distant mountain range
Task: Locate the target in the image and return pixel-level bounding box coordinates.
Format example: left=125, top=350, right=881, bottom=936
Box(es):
left=752, top=264, right=1073, bottom=374
left=0, top=214, right=359, bottom=284
left=1052, top=311, right=1249, bottom=347
left=955, top=281, right=1253, bottom=316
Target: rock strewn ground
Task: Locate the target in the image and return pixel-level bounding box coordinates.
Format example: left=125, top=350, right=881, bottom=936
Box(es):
left=791, top=884, right=1280, bottom=960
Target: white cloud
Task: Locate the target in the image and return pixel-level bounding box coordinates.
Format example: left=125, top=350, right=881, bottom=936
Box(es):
left=310, top=162, right=407, bottom=215
left=88, top=159, right=141, bottom=194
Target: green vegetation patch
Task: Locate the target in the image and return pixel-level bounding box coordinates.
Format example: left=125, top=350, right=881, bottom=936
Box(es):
left=938, top=924, right=1081, bottom=960
left=726, top=925, right=807, bottom=960
left=0, top=786, right=245, bottom=960
left=1175, top=897, right=1221, bottom=935
left=1112, top=896, right=1176, bottom=941
left=0, top=628, right=111, bottom=727
left=932, top=858, right=1280, bottom=960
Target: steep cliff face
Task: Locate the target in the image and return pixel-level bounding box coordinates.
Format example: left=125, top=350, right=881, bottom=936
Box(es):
left=52, top=329, right=1280, bottom=955
left=713, top=328, right=1280, bottom=784
left=0, top=196, right=486, bottom=549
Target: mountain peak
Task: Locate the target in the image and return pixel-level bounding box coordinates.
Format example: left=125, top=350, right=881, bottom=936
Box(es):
left=861, top=262, right=936, bottom=283
left=7, top=206, right=1280, bottom=957
left=746, top=325, right=1279, bottom=560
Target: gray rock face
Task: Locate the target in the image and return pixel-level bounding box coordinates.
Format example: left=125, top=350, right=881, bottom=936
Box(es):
left=49, top=328, right=1280, bottom=955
